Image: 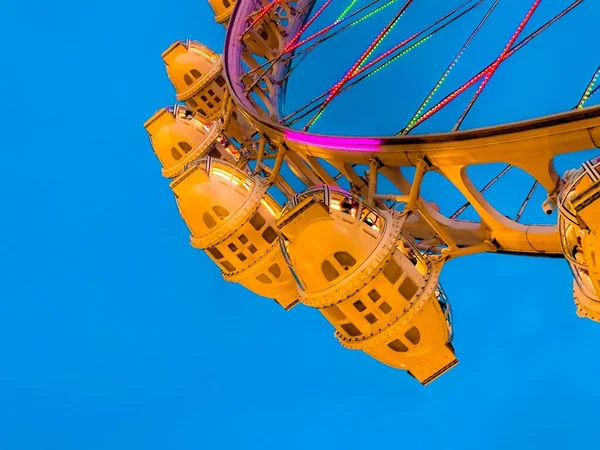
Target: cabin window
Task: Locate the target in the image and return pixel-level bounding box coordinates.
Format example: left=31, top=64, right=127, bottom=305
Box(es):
left=250, top=212, right=266, bottom=230
left=262, top=226, right=278, bottom=244
left=334, top=251, right=357, bottom=270
left=383, top=259, right=402, bottom=284
left=207, top=247, right=223, bottom=259
left=365, top=313, right=378, bottom=324
left=213, top=205, right=229, bottom=218
left=248, top=244, right=258, bottom=254
left=257, top=273, right=271, bottom=284
left=239, top=234, right=249, bottom=244
left=171, top=147, right=182, bottom=161
left=191, top=69, right=202, bottom=79
left=201, top=95, right=208, bottom=101
left=379, top=302, right=392, bottom=314
left=321, top=260, right=340, bottom=282
left=188, top=98, right=198, bottom=108
left=208, top=89, right=214, bottom=95
left=221, top=260, right=235, bottom=272
left=177, top=142, right=192, bottom=153
left=184, top=74, right=193, bottom=86
left=236, top=252, right=247, bottom=262
left=214, top=95, right=221, bottom=103
left=268, top=264, right=281, bottom=278
left=325, top=305, right=346, bottom=321
left=404, top=326, right=421, bottom=345
left=341, top=323, right=362, bottom=337
left=207, top=102, right=215, bottom=108
left=398, top=277, right=418, bottom=300
left=353, top=300, right=366, bottom=312
left=216, top=75, right=226, bottom=87
left=223, top=0, right=230, bottom=7
left=227, top=242, right=238, bottom=252
left=387, top=339, right=408, bottom=352
left=203, top=212, right=217, bottom=229
left=367, top=289, right=381, bottom=302
left=198, top=108, right=207, bottom=116
left=179, top=142, right=192, bottom=153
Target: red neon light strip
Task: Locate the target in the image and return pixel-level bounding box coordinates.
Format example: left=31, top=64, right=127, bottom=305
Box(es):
left=284, top=0, right=334, bottom=52
left=409, top=0, right=541, bottom=131
left=452, top=0, right=541, bottom=130
left=250, top=0, right=281, bottom=29
left=285, top=22, right=337, bottom=54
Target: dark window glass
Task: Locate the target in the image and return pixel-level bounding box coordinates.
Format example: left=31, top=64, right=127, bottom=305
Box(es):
left=367, top=289, right=381, bottom=302
left=268, top=264, right=281, bottom=278
left=353, top=300, right=366, bottom=312
left=207, top=247, right=223, bottom=259
left=387, top=339, right=408, bottom=352
left=221, top=260, right=235, bottom=272
left=325, top=305, right=346, bottom=321
left=213, top=205, right=229, bottom=218
left=365, top=313, right=378, bottom=324
left=404, top=326, right=421, bottom=345
left=250, top=212, right=266, bottom=231
left=379, top=302, right=392, bottom=314
left=178, top=142, right=192, bottom=153
left=341, top=323, right=362, bottom=337
left=262, top=226, right=278, bottom=244
left=398, top=277, right=419, bottom=300
left=334, top=251, right=357, bottom=270
left=321, top=260, right=339, bottom=282
left=383, top=259, right=402, bottom=284
left=257, top=273, right=271, bottom=284
left=203, top=212, right=217, bottom=229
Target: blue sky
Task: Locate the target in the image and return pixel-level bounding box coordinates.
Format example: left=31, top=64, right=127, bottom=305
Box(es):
left=1, top=0, right=600, bottom=449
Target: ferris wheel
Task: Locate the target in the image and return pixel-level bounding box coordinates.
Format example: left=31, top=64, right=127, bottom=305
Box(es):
left=144, top=0, right=600, bottom=385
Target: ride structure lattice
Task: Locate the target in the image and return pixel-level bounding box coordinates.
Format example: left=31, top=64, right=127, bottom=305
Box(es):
left=145, top=0, right=600, bottom=385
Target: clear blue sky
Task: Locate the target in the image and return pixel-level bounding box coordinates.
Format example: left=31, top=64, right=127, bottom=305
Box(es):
left=1, top=0, right=599, bottom=449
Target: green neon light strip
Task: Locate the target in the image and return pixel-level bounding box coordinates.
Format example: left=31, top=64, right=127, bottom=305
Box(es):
left=337, top=0, right=359, bottom=21
left=577, top=66, right=600, bottom=108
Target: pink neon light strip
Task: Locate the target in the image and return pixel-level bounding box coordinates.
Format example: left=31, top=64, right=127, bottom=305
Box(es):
left=285, top=130, right=382, bottom=152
